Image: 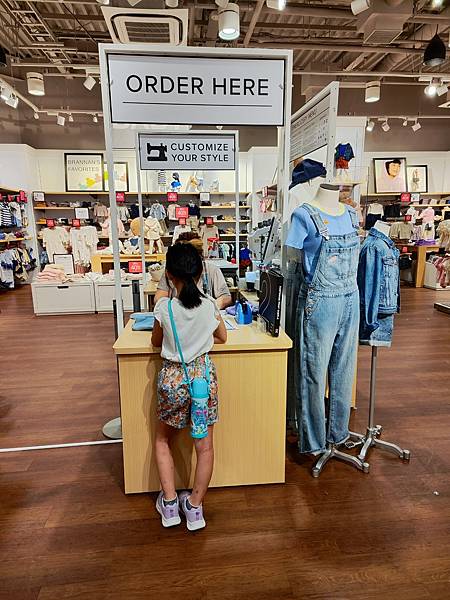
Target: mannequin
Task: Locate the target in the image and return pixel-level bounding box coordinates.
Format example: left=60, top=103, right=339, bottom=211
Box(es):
left=307, top=184, right=344, bottom=216
left=373, top=220, right=391, bottom=237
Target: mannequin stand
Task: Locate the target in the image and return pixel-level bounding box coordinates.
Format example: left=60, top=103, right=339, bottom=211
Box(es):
left=312, top=443, right=370, bottom=478
left=347, top=347, right=411, bottom=463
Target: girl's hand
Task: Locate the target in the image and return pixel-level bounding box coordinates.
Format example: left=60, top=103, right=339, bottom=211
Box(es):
left=213, top=314, right=227, bottom=344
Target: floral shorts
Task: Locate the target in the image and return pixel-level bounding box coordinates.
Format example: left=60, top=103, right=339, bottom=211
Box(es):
left=157, top=354, right=219, bottom=429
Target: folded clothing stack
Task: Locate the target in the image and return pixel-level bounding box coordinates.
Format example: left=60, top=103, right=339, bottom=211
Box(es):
left=36, top=264, right=67, bottom=283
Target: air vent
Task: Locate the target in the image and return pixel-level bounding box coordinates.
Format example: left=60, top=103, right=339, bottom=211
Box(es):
left=364, top=29, right=401, bottom=45
left=101, top=7, right=188, bottom=46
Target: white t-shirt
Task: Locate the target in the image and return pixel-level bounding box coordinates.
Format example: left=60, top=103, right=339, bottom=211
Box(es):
left=154, top=296, right=219, bottom=363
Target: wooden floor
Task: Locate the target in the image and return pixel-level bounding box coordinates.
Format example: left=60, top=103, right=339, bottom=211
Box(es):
left=0, top=286, right=450, bottom=599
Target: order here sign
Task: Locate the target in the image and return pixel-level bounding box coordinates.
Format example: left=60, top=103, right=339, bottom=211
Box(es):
left=138, top=133, right=236, bottom=171
left=107, top=54, right=285, bottom=126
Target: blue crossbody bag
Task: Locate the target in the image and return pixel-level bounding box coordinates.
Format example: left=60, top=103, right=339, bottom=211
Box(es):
left=168, top=299, right=210, bottom=439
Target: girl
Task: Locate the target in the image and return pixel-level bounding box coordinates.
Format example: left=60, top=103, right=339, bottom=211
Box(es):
left=151, top=243, right=227, bottom=531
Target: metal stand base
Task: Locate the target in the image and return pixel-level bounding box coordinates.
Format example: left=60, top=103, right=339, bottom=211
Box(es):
left=348, top=426, right=411, bottom=463
left=102, top=417, right=122, bottom=439
left=312, top=443, right=370, bottom=478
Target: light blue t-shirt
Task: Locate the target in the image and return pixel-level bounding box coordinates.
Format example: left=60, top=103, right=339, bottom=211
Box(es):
left=285, top=205, right=354, bottom=282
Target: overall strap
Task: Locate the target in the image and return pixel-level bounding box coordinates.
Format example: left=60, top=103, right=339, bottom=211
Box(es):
left=301, top=203, right=330, bottom=240
left=168, top=300, right=193, bottom=395
left=347, top=207, right=360, bottom=230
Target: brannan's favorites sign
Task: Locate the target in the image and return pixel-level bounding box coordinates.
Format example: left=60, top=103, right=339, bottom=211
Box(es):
left=138, top=133, right=235, bottom=171
left=107, top=54, right=285, bottom=126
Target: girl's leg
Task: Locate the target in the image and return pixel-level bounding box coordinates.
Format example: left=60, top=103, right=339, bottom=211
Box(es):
left=155, top=421, right=178, bottom=500
left=190, top=425, right=214, bottom=507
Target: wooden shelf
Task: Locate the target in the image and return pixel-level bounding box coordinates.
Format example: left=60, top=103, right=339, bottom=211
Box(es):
left=410, top=204, right=450, bottom=207
left=0, top=236, right=30, bottom=243
left=0, top=186, right=20, bottom=194
left=34, top=206, right=85, bottom=211
left=200, top=205, right=250, bottom=209
left=42, top=191, right=249, bottom=196
left=364, top=192, right=450, bottom=197
left=214, top=219, right=250, bottom=224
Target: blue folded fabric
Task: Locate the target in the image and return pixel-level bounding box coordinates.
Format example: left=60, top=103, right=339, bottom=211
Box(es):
left=131, top=312, right=155, bottom=330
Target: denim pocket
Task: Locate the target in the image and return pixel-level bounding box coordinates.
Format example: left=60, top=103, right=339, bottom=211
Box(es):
left=380, top=256, right=399, bottom=311
left=322, top=243, right=359, bottom=282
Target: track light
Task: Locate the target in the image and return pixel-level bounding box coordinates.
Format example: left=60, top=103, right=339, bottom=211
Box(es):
left=93, top=114, right=98, bottom=123
left=366, top=120, right=375, bottom=132
left=83, top=75, right=96, bottom=91
left=432, top=0, right=444, bottom=7
left=351, top=0, right=371, bottom=16
left=34, top=112, right=39, bottom=120
left=266, top=0, right=286, bottom=9
left=437, top=83, right=449, bottom=97
left=425, top=83, right=437, bottom=97
left=96, top=0, right=110, bottom=4
left=26, top=72, right=45, bottom=96
left=5, top=94, right=18, bottom=109
left=68, top=113, right=74, bottom=122
left=411, top=119, right=421, bottom=132
left=165, top=0, right=178, bottom=6
left=402, top=119, right=408, bottom=126
left=218, top=3, right=240, bottom=40
left=423, top=34, right=446, bottom=67
left=57, top=114, right=65, bottom=127
left=381, top=120, right=390, bottom=132
left=365, top=80, right=380, bottom=103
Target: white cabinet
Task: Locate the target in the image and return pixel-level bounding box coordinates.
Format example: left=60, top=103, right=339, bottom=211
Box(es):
left=94, top=281, right=137, bottom=312
left=31, top=280, right=96, bottom=315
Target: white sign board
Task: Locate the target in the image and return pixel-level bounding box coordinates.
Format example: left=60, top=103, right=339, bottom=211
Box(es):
left=138, top=133, right=235, bottom=170
left=107, top=54, right=285, bottom=126
left=290, top=82, right=339, bottom=163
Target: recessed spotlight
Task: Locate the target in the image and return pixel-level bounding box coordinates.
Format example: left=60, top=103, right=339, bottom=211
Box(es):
left=411, top=120, right=421, bottom=132
left=218, top=3, right=240, bottom=40
left=381, top=120, right=390, bottom=132
left=365, top=80, right=380, bottom=103
left=93, top=114, right=98, bottom=123
left=34, top=112, right=39, bottom=120
left=83, top=75, right=96, bottom=91
left=425, top=83, right=437, bottom=97
left=57, top=114, right=65, bottom=127
left=27, top=72, right=45, bottom=96
left=366, top=120, right=375, bottom=132
left=68, top=113, right=74, bottom=122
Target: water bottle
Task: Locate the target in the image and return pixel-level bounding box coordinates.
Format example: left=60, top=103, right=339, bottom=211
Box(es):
left=190, top=377, right=209, bottom=439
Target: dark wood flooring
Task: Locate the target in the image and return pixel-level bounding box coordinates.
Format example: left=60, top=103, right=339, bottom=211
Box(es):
left=0, top=285, right=450, bottom=599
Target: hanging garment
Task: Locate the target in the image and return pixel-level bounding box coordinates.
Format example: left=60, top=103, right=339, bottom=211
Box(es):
left=149, top=202, right=167, bottom=221
left=286, top=204, right=360, bottom=454
left=200, top=225, right=219, bottom=256
left=0, top=202, right=14, bottom=226
left=389, top=222, right=413, bottom=240
left=188, top=203, right=201, bottom=218
left=128, top=204, right=140, bottom=220
left=187, top=216, right=199, bottom=232
left=167, top=204, right=180, bottom=221
left=93, top=203, right=108, bottom=222
left=437, top=219, right=450, bottom=251
left=357, top=228, right=400, bottom=347
left=144, top=216, right=164, bottom=241
left=172, top=224, right=191, bottom=244
left=69, top=226, right=99, bottom=266
left=101, top=216, right=125, bottom=240
left=117, top=205, right=130, bottom=222
left=334, top=143, right=355, bottom=169
left=41, top=226, right=69, bottom=262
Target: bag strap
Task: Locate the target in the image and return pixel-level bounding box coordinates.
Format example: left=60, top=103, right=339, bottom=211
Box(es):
left=168, top=299, right=193, bottom=395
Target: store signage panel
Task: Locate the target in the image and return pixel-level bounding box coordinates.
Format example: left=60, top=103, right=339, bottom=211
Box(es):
left=175, top=206, right=189, bottom=219
left=290, top=95, right=330, bottom=161
left=139, top=134, right=235, bottom=171
left=167, top=192, right=178, bottom=202
left=107, top=54, right=285, bottom=126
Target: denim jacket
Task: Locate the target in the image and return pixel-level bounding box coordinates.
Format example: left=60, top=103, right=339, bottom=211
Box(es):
left=357, top=228, right=400, bottom=346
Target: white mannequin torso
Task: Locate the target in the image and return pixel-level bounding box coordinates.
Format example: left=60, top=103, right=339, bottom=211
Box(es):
left=373, top=220, right=391, bottom=236
left=308, top=185, right=344, bottom=217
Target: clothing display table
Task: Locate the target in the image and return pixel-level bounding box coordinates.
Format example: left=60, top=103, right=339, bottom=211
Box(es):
left=31, top=280, right=95, bottom=315
left=91, top=252, right=165, bottom=274
left=395, top=243, right=440, bottom=288
left=113, top=321, right=292, bottom=494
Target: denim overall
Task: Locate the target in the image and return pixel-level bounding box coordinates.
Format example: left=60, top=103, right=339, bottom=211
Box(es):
left=296, top=204, right=360, bottom=454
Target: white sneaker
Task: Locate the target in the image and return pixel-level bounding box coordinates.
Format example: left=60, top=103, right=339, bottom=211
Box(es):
left=156, top=491, right=181, bottom=528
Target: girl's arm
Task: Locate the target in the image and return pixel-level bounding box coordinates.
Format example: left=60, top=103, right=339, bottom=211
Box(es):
left=213, top=314, right=227, bottom=344
left=151, top=320, right=163, bottom=347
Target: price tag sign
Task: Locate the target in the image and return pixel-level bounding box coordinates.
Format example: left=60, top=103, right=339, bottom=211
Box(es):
left=405, top=214, right=412, bottom=222
left=19, top=190, right=27, bottom=202
left=175, top=206, right=189, bottom=219
left=205, top=216, right=214, bottom=225
left=116, top=191, right=125, bottom=203
left=178, top=218, right=187, bottom=226
left=400, top=192, right=411, bottom=203
left=167, top=191, right=178, bottom=203
left=128, top=261, right=143, bottom=273
left=72, top=219, right=81, bottom=228
left=402, top=246, right=408, bottom=253
left=46, top=219, right=56, bottom=228
left=74, top=207, right=89, bottom=220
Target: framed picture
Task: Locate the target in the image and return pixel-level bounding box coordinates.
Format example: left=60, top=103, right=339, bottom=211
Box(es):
left=104, top=162, right=129, bottom=192
left=53, top=253, right=75, bottom=275
left=65, top=153, right=104, bottom=192
left=407, top=165, right=428, bottom=193
left=373, top=157, right=407, bottom=193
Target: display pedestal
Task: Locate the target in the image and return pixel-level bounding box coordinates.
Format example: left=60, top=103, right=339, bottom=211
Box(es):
left=312, top=443, right=369, bottom=478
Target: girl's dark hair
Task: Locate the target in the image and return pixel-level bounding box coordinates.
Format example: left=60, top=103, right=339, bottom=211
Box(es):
left=165, top=244, right=204, bottom=309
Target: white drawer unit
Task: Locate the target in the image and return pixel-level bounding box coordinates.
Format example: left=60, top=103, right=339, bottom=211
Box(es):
left=94, top=281, right=140, bottom=312
left=31, top=281, right=96, bottom=315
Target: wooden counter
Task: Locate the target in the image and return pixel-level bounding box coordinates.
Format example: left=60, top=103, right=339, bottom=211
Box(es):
left=395, top=243, right=440, bottom=288
left=91, top=253, right=165, bottom=274
left=114, top=321, right=292, bottom=494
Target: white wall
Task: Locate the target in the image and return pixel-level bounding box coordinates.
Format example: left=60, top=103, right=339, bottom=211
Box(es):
left=363, top=151, right=450, bottom=194
left=247, top=146, right=279, bottom=227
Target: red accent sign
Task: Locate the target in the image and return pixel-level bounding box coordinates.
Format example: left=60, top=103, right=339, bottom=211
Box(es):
left=7, top=195, right=14, bottom=202
left=178, top=218, right=187, bottom=226
left=46, top=219, right=56, bottom=228
left=72, top=219, right=81, bottom=228
left=175, top=206, right=189, bottom=219
left=400, top=192, right=411, bottom=203
left=167, top=192, right=178, bottom=203
left=128, top=261, right=143, bottom=274
left=116, top=191, right=125, bottom=203
left=405, top=214, right=412, bottom=222
left=19, top=190, right=27, bottom=202
left=402, top=246, right=408, bottom=253
left=205, top=216, right=214, bottom=225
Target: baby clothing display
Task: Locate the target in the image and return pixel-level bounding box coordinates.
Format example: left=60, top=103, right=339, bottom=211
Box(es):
left=101, top=209, right=125, bottom=240
left=148, top=202, right=166, bottom=221
left=389, top=221, right=413, bottom=241
left=334, top=143, right=355, bottom=169
left=428, top=254, right=450, bottom=287
left=93, top=203, right=108, bottom=223
left=0, top=247, right=35, bottom=288
left=200, top=224, right=219, bottom=256
left=144, top=216, right=164, bottom=253
left=365, top=202, right=384, bottom=230
left=117, top=205, right=130, bottom=222
left=167, top=204, right=180, bottom=220
left=69, top=225, right=99, bottom=267
left=36, top=263, right=67, bottom=283
left=172, top=224, right=191, bottom=244
left=420, top=207, right=435, bottom=241
left=41, top=226, right=69, bottom=262
left=437, top=219, right=450, bottom=251
left=357, top=227, right=400, bottom=348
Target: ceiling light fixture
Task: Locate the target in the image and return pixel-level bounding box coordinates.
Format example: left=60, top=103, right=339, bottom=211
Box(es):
left=365, top=80, right=380, bottom=103
left=411, top=119, right=421, bottom=132
left=423, top=33, right=446, bottom=67
left=366, top=120, right=375, bottom=132
left=215, top=0, right=229, bottom=7
left=437, top=83, right=449, bottom=97
left=266, top=0, right=286, bottom=9
left=96, top=0, right=110, bottom=5
left=5, top=94, right=18, bottom=109
left=432, top=0, right=444, bottom=7
left=83, top=75, right=97, bottom=91
left=382, top=120, right=390, bottom=132
left=57, top=114, right=65, bottom=127
left=93, top=114, right=98, bottom=123
left=218, top=3, right=240, bottom=40
left=165, top=0, right=179, bottom=6
left=26, top=72, right=45, bottom=96
left=402, top=119, right=408, bottom=126
left=425, top=82, right=438, bottom=97
left=34, top=112, right=39, bottom=120
left=68, top=113, right=74, bottom=122
left=350, top=0, right=371, bottom=16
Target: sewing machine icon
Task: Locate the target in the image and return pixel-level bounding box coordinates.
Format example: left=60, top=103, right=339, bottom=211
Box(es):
left=147, top=143, right=168, bottom=162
